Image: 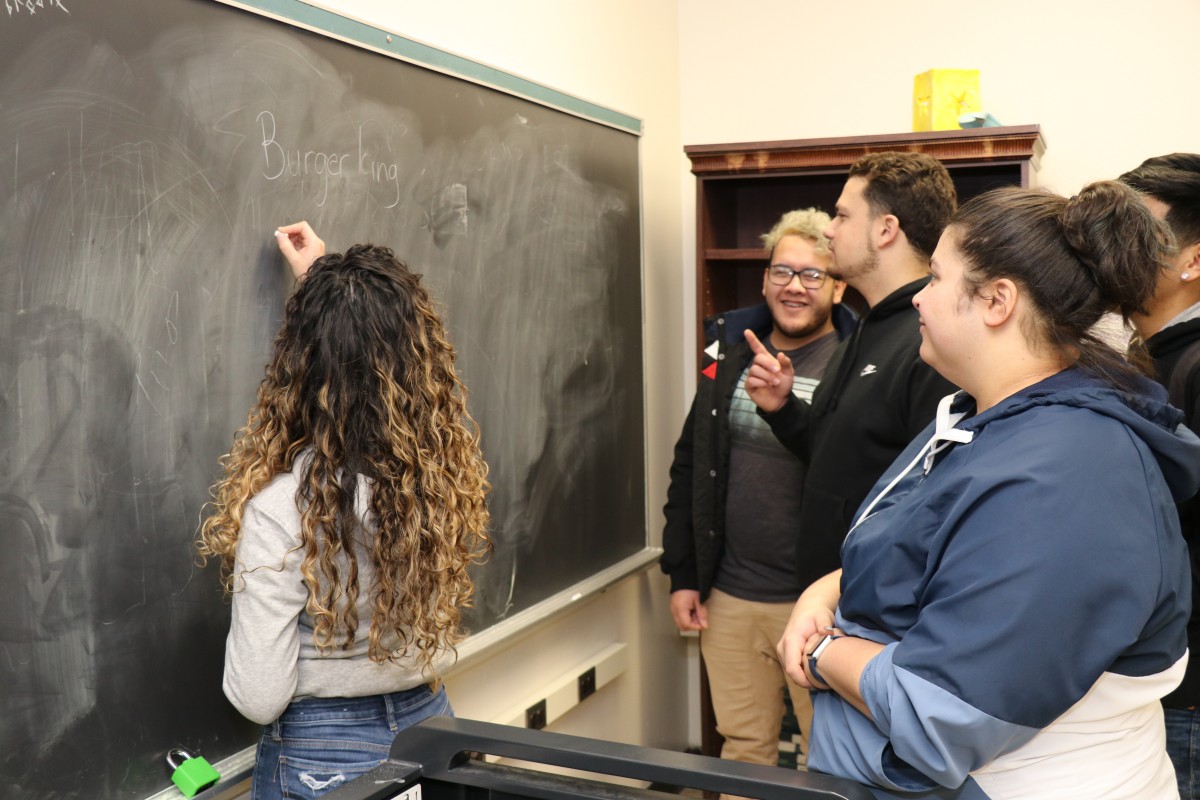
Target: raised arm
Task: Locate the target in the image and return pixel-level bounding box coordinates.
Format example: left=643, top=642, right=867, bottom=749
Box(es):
left=742, top=328, right=794, bottom=412
left=744, top=328, right=814, bottom=458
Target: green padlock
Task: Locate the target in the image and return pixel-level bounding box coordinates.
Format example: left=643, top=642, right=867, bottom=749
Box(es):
left=166, top=747, right=221, bottom=798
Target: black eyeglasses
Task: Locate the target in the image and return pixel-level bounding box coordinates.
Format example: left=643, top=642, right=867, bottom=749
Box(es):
left=766, top=265, right=828, bottom=289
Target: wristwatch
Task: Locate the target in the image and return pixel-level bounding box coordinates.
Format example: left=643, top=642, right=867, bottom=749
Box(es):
left=807, top=633, right=841, bottom=687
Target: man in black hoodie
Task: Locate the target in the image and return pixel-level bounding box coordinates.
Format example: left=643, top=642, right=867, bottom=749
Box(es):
left=745, top=152, right=957, bottom=592
left=1121, top=153, right=1200, bottom=799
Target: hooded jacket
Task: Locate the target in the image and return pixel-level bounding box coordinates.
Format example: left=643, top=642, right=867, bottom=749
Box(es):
left=810, top=369, right=1200, bottom=800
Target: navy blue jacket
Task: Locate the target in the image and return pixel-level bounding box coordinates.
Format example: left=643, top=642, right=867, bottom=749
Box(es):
left=813, top=370, right=1200, bottom=799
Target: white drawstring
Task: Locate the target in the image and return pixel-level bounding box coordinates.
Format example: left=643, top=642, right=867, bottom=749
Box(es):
left=850, top=392, right=974, bottom=534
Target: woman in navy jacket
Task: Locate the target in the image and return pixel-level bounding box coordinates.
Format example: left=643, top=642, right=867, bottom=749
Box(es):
left=768, top=183, right=1200, bottom=799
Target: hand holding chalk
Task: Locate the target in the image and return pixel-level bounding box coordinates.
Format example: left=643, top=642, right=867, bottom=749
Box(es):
left=275, top=221, right=325, bottom=280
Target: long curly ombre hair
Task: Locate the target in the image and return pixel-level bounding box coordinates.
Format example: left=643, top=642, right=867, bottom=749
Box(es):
left=198, top=244, right=491, bottom=679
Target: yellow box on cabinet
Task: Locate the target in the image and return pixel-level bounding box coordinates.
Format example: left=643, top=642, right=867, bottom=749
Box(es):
left=913, top=69, right=981, bottom=132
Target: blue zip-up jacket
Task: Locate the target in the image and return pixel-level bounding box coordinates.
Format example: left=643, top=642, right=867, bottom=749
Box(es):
left=812, top=369, right=1200, bottom=799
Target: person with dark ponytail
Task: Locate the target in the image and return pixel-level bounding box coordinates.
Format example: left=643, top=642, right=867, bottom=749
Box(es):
left=775, top=183, right=1200, bottom=799
left=197, top=222, right=492, bottom=800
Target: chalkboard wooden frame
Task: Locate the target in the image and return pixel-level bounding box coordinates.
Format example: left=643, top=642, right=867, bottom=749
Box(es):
left=0, top=1, right=653, bottom=798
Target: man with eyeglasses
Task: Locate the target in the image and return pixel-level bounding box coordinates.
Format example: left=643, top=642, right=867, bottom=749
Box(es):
left=661, top=208, right=855, bottom=770
left=745, top=152, right=958, bottom=603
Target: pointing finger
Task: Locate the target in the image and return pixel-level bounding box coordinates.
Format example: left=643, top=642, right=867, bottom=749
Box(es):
left=744, top=329, right=771, bottom=357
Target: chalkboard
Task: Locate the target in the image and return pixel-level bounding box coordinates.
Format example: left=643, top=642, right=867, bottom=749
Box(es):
left=0, top=1, right=647, bottom=798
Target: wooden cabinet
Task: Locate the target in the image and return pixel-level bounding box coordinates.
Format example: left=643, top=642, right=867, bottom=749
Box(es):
left=684, top=126, right=1046, bottom=358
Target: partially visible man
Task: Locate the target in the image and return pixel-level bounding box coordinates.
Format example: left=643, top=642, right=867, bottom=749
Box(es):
left=746, top=152, right=958, bottom=593
left=660, top=208, right=854, bottom=768
left=1121, top=153, right=1200, bottom=800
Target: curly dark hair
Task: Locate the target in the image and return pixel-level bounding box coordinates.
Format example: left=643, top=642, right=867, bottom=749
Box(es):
left=849, top=151, right=957, bottom=260
left=197, top=244, right=491, bottom=681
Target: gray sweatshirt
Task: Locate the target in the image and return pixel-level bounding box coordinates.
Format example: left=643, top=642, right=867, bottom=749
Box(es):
left=223, top=460, right=430, bottom=725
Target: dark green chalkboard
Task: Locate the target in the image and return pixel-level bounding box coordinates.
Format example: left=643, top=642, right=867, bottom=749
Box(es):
left=0, top=1, right=645, bottom=797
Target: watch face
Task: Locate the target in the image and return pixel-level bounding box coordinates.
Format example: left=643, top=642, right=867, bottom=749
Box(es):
left=811, top=634, right=835, bottom=660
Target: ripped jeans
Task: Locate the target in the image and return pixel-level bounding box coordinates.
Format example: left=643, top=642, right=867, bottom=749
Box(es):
left=252, top=685, right=452, bottom=800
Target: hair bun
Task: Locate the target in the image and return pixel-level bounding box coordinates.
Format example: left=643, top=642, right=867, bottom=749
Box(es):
left=1060, top=181, right=1170, bottom=318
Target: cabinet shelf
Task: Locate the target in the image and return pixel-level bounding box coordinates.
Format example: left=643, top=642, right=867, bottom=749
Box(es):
left=704, top=248, right=767, bottom=261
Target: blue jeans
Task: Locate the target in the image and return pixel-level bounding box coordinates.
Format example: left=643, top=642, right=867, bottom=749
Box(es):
left=1166, top=706, right=1200, bottom=799
left=252, top=685, right=452, bottom=800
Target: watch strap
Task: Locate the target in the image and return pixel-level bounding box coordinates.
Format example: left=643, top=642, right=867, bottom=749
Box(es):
left=807, top=633, right=841, bottom=686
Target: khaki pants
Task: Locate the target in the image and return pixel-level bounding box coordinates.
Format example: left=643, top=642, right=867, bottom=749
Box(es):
left=700, top=588, right=813, bottom=767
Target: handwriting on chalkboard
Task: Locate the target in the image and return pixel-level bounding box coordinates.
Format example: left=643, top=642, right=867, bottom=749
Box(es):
left=257, top=110, right=403, bottom=208
left=5, top=0, right=69, bottom=16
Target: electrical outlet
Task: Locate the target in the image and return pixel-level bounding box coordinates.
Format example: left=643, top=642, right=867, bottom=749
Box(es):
left=525, top=699, right=547, bottom=730
left=578, top=667, right=597, bottom=701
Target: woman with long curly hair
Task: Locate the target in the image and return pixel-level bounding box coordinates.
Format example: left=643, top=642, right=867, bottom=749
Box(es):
left=197, top=222, right=491, bottom=800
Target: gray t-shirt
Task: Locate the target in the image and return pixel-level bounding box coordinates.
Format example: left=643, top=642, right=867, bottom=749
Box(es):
left=714, top=331, right=838, bottom=602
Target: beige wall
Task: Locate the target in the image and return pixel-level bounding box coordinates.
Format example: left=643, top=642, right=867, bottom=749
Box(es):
left=679, top=0, right=1200, bottom=379
left=311, top=0, right=695, bottom=753
left=680, top=0, right=1200, bottom=192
